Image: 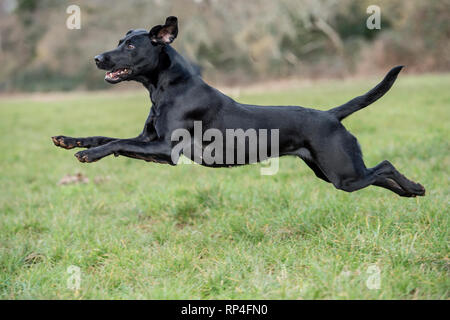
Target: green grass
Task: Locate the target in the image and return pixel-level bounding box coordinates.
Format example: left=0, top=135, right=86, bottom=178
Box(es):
left=0, top=74, right=449, bottom=299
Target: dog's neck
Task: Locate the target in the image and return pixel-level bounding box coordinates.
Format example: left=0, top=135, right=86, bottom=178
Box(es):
left=137, top=46, right=196, bottom=106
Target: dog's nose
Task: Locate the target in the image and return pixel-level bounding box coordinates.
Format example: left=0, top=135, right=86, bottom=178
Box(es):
left=94, top=54, right=104, bottom=64
left=94, top=54, right=109, bottom=65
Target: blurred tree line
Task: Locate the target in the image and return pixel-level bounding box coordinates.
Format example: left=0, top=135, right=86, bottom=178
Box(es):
left=0, top=0, right=448, bottom=91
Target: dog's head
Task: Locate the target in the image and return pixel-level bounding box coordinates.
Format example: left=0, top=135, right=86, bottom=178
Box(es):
left=94, top=16, right=178, bottom=84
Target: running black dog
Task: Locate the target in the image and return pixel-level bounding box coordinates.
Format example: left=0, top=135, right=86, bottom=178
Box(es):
left=52, top=16, right=425, bottom=197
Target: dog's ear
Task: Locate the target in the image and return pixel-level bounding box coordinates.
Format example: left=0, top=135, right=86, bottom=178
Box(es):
left=126, top=29, right=134, bottom=36
left=149, top=16, right=178, bottom=45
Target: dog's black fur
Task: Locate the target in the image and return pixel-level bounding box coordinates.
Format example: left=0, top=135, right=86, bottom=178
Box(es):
left=52, top=16, right=425, bottom=197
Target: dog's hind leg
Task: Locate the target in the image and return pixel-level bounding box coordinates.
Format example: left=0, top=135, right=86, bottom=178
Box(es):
left=302, top=158, right=330, bottom=182
left=309, top=128, right=425, bottom=197
left=371, top=161, right=425, bottom=196
left=325, top=158, right=424, bottom=197
left=295, top=148, right=330, bottom=183
left=372, top=177, right=413, bottom=197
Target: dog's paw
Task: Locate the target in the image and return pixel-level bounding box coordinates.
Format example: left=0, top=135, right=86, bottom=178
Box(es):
left=411, top=182, right=426, bottom=196
left=52, top=136, right=80, bottom=149
left=74, top=150, right=98, bottom=163
left=402, top=181, right=425, bottom=197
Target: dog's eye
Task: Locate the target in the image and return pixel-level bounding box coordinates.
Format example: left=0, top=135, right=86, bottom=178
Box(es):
left=127, top=44, right=135, bottom=50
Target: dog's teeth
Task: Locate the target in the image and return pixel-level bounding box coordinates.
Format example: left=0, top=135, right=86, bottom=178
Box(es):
left=105, top=68, right=129, bottom=80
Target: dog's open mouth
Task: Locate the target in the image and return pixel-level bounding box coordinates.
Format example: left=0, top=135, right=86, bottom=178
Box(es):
left=105, top=68, right=132, bottom=82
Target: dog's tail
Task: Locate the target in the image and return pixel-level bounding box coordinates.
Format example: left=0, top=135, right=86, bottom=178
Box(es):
left=327, top=66, right=403, bottom=121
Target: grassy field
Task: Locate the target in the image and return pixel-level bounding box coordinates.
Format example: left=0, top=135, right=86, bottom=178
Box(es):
left=0, top=73, right=449, bottom=299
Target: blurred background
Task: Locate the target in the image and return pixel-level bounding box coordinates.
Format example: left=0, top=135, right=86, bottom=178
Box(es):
left=0, top=0, right=449, bottom=92
left=1, top=0, right=449, bottom=299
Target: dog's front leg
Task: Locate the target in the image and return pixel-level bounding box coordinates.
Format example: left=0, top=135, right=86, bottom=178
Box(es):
left=51, top=131, right=155, bottom=150
left=52, top=135, right=119, bottom=149
left=74, top=139, right=172, bottom=164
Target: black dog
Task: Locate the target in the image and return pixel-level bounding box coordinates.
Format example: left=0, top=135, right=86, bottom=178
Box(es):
left=52, top=16, right=425, bottom=197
